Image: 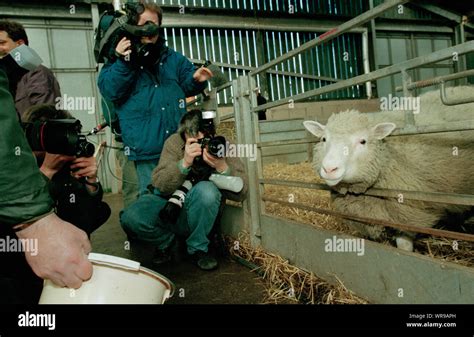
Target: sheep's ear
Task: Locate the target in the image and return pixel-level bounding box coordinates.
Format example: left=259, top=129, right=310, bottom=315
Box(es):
left=372, top=122, right=396, bottom=140
left=303, top=120, right=325, bottom=138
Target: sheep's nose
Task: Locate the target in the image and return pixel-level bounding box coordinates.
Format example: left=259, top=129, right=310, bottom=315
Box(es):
left=323, top=166, right=338, bottom=174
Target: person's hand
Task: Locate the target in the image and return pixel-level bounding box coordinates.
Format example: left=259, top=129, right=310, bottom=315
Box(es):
left=16, top=213, right=93, bottom=289
left=40, top=153, right=75, bottom=179
left=183, top=137, right=202, bottom=168
left=203, top=148, right=228, bottom=173
left=193, top=67, right=213, bottom=83
left=71, top=156, right=98, bottom=192
left=70, top=157, right=97, bottom=180
left=115, top=37, right=132, bottom=57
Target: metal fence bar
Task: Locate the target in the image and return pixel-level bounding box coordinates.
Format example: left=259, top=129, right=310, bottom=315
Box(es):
left=262, top=196, right=474, bottom=242
left=190, top=58, right=341, bottom=82
left=252, top=40, right=474, bottom=112
left=395, top=69, right=474, bottom=92
left=392, top=119, right=474, bottom=136
left=250, top=0, right=409, bottom=77
left=261, top=179, right=474, bottom=206
left=258, top=139, right=316, bottom=147
left=256, top=118, right=474, bottom=144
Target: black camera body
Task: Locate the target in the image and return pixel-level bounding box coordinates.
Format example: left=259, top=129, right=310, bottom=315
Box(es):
left=197, top=135, right=226, bottom=158
left=23, top=119, right=95, bottom=158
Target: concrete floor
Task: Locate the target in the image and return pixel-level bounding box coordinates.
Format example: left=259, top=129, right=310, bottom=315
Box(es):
left=91, top=193, right=266, bottom=304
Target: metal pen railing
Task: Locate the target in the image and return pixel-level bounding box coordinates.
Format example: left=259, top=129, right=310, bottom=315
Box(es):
left=227, top=0, right=474, bottom=246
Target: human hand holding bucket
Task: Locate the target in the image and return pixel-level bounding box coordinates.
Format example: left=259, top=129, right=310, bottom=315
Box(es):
left=39, top=253, right=174, bottom=304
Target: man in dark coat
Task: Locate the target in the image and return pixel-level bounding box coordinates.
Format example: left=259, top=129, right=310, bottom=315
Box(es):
left=0, top=19, right=61, bottom=118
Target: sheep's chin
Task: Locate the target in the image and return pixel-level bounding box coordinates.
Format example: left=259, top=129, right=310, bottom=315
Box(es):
left=324, top=177, right=343, bottom=186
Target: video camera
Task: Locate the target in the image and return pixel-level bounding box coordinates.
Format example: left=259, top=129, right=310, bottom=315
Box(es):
left=23, top=119, right=95, bottom=158
left=159, top=110, right=243, bottom=224
left=94, top=2, right=161, bottom=65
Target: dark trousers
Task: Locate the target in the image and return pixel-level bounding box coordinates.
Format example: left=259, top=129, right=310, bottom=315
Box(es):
left=0, top=229, right=43, bottom=304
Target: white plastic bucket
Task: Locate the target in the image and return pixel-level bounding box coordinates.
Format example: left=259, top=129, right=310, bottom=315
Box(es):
left=38, top=253, right=174, bottom=304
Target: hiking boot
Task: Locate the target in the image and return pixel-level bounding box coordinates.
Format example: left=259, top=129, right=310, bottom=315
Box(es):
left=189, top=250, right=218, bottom=271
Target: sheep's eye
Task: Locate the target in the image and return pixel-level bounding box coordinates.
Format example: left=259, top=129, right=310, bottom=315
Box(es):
left=322, top=137, right=326, bottom=142
left=360, top=139, right=367, bottom=145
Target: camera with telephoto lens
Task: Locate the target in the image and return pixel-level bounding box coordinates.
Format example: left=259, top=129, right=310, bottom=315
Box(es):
left=158, top=180, right=193, bottom=224
left=23, top=119, right=95, bottom=158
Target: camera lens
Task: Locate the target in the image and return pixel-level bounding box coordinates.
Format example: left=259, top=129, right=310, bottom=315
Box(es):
left=76, top=137, right=95, bottom=157
left=23, top=119, right=95, bottom=157
left=207, top=136, right=226, bottom=157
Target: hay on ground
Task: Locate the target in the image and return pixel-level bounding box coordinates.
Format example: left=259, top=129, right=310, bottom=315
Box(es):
left=228, top=232, right=368, bottom=304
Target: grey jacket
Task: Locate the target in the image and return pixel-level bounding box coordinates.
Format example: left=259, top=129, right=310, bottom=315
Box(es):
left=16, top=65, right=61, bottom=118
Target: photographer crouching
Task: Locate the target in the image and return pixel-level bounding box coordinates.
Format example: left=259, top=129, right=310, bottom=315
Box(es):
left=120, top=110, right=247, bottom=270
left=23, top=104, right=111, bottom=236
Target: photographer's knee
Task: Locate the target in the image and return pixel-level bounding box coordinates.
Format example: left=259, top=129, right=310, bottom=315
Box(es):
left=188, top=181, right=221, bottom=208
left=119, top=208, right=137, bottom=233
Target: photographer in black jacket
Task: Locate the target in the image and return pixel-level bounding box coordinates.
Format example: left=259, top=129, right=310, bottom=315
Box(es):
left=23, top=104, right=111, bottom=236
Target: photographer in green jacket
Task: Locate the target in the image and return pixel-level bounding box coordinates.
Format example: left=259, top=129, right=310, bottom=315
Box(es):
left=0, top=67, right=93, bottom=304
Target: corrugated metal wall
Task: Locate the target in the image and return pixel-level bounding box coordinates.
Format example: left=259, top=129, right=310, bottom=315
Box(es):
left=156, top=0, right=367, bottom=15
left=153, top=0, right=369, bottom=104
left=162, top=26, right=366, bottom=103
left=372, top=0, right=434, bottom=19
left=375, top=32, right=454, bottom=96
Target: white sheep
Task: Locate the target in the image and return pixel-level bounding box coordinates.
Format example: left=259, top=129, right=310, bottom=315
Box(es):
left=303, top=108, right=474, bottom=251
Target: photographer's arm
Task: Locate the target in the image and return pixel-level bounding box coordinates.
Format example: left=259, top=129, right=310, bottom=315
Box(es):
left=98, top=58, right=138, bottom=103
left=0, top=70, right=92, bottom=288
left=219, top=155, right=248, bottom=202
left=0, top=70, right=54, bottom=225
left=39, top=153, right=75, bottom=180
left=202, top=142, right=248, bottom=202
left=177, top=54, right=209, bottom=97
left=152, top=135, right=189, bottom=195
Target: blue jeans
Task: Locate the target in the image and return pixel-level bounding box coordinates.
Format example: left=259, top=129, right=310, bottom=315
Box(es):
left=120, top=181, right=222, bottom=254
left=134, top=159, right=159, bottom=195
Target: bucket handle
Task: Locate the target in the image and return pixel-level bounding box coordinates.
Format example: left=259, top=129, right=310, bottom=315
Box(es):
left=88, top=253, right=141, bottom=271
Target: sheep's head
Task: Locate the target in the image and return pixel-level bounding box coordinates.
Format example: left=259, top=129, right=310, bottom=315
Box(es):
left=303, top=110, right=396, bottom=189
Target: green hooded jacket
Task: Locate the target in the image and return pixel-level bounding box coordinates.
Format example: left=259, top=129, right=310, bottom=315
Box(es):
left=0, top=69, right=53, bottom=227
